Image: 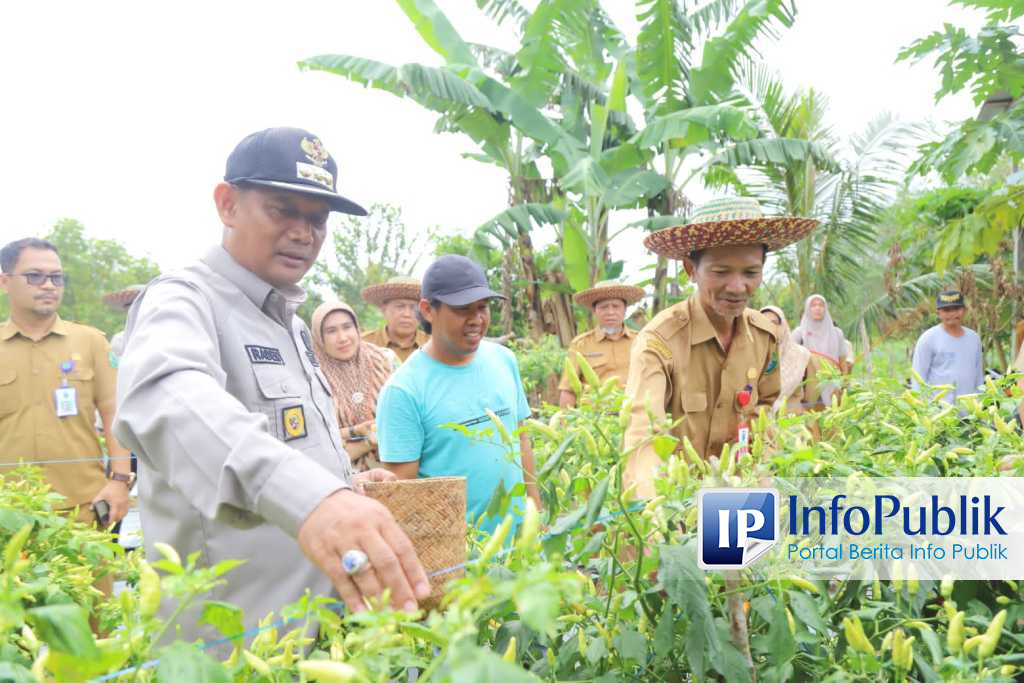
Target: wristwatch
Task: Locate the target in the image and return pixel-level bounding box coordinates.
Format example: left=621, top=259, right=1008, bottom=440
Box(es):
left=109, top=471, right=136, bottom=489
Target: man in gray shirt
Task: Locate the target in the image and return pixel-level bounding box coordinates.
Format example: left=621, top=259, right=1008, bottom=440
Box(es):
left=911, top=290, right=984, bottom=404
left=114, top=128, right=429, bottom=640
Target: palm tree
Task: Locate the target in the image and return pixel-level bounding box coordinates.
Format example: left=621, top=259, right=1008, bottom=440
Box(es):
left=712, top=62, right=919, bottom=311
left=301, top=0, right=833, bottom=334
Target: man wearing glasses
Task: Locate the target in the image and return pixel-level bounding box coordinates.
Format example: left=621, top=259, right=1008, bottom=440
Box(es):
left=0, top=238, right=134, bottom=533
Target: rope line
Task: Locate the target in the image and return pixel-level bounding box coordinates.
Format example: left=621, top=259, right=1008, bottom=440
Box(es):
left=0, top=455, right=133, bottom=467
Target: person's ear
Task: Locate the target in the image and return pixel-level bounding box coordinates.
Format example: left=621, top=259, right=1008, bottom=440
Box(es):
left=214, top=182, right=242, bottom=228
left=418, top=298, right=434, bottom=323
left=682, top=257, right=697, bottom=279
left=0, top=273, right=9, bottom=296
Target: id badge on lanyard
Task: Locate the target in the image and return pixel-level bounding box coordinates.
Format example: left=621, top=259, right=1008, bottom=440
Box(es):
left=54, top=359, right=78, bottom=418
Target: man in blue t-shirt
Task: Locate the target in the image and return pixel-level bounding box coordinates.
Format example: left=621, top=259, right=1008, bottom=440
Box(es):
left=376, top=255, right=540, bottom=534
left=911, top=290, right=984, bottom=404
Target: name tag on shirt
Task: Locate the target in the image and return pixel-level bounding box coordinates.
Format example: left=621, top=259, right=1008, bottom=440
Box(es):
left=55, top=387, right=78, bottom=417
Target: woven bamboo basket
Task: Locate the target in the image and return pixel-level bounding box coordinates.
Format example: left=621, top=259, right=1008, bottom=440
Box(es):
left=361, top=476, right=466, bottom=608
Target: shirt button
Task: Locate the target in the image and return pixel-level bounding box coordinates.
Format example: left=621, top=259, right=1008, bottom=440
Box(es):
left=32, top=369, right=39, bottom=375
left=282, top=383, right=289, bottom=392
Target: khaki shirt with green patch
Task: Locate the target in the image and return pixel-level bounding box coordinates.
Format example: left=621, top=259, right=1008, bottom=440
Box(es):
left=558, top=326, right=635, bottom=392
left=361, top=327, right=429, bottom=364
left=0, top=317, right=115, bottom=507
left=623, top=295, right=780, bottom=498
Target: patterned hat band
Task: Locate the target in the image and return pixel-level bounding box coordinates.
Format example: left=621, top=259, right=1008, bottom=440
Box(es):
left=687, top=196, right=763, bottom=225
left=643, top=196, right=819, bottom=260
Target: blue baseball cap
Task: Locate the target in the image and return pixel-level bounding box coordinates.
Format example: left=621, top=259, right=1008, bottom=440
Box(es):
left=225, top=127, right=367, bottom=215
left=422, top=255, right=504, bottom=306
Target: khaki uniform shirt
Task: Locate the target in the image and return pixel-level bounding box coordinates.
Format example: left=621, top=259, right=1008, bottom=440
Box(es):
left=0, top=317, right=115, bottom=507
left=113, top=246, right=354, bottom=641
left=361, top=327, right=428, bottom=364
left=624, top=295, right=780, bottom=497
left=558, top=327, right=635, bottom=392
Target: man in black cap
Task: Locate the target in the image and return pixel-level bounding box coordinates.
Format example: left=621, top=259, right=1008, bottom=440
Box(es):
left=911, top=290, right=984, bottom=404
left=114, top=127, right=429, bottom=641
left=376, top=255, right=541, bottom=536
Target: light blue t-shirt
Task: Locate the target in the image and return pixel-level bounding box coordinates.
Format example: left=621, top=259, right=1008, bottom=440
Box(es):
left=376, top=341, right=532, bottom=534
left=911, top=324, right=984, bottom=403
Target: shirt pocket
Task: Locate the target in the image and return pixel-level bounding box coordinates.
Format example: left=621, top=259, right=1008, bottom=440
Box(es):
left=682, top=392, right=707, bottom=413
left=0, top=367, right=18, bottom=416
left=67, top=367, right=95, bottom=414
left=250, top=364, right=311, bottom=445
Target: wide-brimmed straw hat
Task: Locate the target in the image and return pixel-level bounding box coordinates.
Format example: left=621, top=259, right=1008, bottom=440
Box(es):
left=361, top=276, right=422, bottom=307
left=102, top=285, right=145, bottom=312
left=643, top=197, right=819, bottom=260
left=574, top=280, right=645, bottom=308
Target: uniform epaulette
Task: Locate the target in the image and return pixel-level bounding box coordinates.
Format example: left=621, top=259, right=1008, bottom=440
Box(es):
left=746, top=308, right=779, bottom=341
left=648, top=302, right=689, bottom=340
left=569, top=329, right=597, bottom=346
left=638, top=302, right=690, bottom=362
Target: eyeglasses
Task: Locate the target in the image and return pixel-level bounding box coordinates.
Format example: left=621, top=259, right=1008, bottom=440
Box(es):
left=14, top=272, right=68, bottom=287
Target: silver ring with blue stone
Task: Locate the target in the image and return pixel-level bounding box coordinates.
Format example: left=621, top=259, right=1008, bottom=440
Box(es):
left=342, top=549, right=370, bottom=575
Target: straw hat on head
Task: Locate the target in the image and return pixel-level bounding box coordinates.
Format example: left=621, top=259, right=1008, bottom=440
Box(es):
left=361, top=276, right=422, bottom=307
left=643, top=197, right=819, bottom=260
left=574, top=280, right=645, bottom=308
left=102, top=285, right=145, bottom=312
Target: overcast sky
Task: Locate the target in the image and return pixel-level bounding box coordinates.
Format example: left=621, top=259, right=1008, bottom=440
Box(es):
left=0, top=1, right=984, bottom=281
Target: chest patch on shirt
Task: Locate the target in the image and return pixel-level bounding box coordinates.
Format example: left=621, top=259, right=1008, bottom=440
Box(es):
left=246, top=345, right=285, bottom=366
left=300, top=330, right=320, bottom=367
left=281, top=405, right=307, bottom=441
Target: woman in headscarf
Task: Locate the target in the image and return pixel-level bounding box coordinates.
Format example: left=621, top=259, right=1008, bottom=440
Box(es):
left=760, top=306, right=822, bottom=414
left=791, top=294, right=851, bottom=404
left=311, top=301, right=400, bottom=472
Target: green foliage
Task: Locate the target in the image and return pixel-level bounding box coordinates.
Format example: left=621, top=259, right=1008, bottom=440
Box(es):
left=0, top=220, right=160, bottom=337
left=309, top=204, right=429, bottom=330
left=897, top=0, right=1024, bottom=270
left=7, top=372, right=1024, bottom=680
left=511, top=335, right=566, bottom=405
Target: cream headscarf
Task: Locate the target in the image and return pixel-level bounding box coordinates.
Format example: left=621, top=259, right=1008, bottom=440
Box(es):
left=760, top=306, right=811, bottom=413
left=793, top=294, right=845, bottom=364
left=311, top=301, right=396, bottom=430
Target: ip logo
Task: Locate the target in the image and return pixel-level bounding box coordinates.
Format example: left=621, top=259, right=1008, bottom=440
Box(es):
left=698, top=487, right=779, bottom=570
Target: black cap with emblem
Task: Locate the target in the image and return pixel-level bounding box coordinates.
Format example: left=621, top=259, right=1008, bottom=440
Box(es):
left=936, top=290, right=965, bottom=309
left=225, top=127, right=367, bottom=215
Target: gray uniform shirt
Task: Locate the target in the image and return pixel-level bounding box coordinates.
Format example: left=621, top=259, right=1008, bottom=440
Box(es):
left=114, top=245, right=353, bottom=640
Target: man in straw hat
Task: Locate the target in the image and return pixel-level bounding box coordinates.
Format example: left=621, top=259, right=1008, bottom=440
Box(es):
left=623, top=197, right=818, bottom=498
left=113, top=127, right=430, bottom=641
left=361, top=276, right=430, bottom=364
left=559, top=280, right=644, bottom=408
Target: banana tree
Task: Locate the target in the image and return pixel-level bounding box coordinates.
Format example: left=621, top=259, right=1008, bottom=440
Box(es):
left=624, top=0, right=838, bottom=313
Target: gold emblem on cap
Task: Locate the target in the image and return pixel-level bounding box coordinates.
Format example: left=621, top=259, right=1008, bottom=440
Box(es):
left=300, top=137, right=329, bottom=168
left=939, top=293, right=960, bottom=302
